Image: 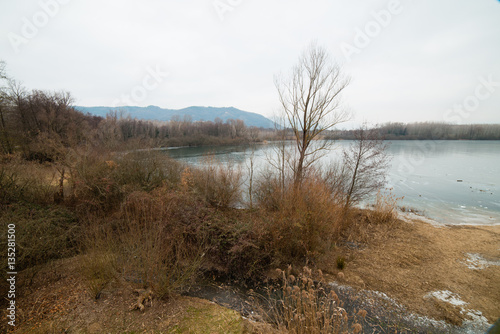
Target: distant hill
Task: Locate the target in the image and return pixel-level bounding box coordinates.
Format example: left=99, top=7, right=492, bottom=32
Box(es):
left=75, top=105, right=275, bottom=129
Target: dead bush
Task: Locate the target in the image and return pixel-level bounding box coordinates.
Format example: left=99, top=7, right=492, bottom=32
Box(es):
left=191, top=155, right=243, bottom=209
left=255, top=173, right=343, bottom=267
left=69, top=150, right=182, bottom=212
left=366, top=189, right=400, bottom=225
left=80, top=188, right=207, bottom=299
left=0, top=157, right=59, bottom=205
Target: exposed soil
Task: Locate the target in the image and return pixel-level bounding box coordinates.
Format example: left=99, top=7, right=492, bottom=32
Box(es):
left=333, top=215, right=500, bottom=331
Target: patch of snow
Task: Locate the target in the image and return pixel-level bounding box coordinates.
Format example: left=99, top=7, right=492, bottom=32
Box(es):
left=426, top=290, right=467, bottom=306
left=461, top=253, right=500, bottom=270
left=425, top=290, right=491, bottom=333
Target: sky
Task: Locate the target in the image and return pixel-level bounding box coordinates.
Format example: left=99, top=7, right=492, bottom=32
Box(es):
left=1, top=0, right=499, bottom=128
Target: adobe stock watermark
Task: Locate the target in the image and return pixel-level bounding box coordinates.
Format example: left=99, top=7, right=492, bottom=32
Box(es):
left=443, top=75, right=499, bottom=123
left=7, top=0, right=72, bottom=54
left=212, top=0, right=244, bottom=21
left=340, top=0, right=404, bottom=63
left=6, top=223, right=17, bottom=327
left=111, top=65, right=169, bottom=107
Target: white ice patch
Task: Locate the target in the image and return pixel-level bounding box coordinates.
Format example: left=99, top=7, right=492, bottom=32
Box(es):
left=425, top=290, right=491, bottom=331
left=461, top=253, right=500, bottom=270
left=426, top=290, right=467, bottom=306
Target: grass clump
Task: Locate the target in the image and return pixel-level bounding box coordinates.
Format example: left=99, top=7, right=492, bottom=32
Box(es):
left=336, top=256, right=346, bottom=270
left=79, top=251, right=118, bottom=300
left=252, top=266, right=361, bottom=334
left=191, top=155, right=243, bottom=209
left=366, top=190, right=400, bottom=225
left=0, top=203, right=80, bottom=271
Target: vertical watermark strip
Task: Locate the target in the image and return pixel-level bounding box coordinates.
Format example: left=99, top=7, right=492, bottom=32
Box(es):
left=6, top=223, right=17, bottom=327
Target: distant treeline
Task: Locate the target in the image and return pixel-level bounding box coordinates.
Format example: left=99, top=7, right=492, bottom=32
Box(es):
left=111, top=113, right=262, bottom=147
left=0, top=87, right=262, bottom=162
left=331, top=122, right=500, bottom=140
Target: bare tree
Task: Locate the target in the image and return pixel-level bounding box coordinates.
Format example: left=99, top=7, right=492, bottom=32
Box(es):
left=265, top=112, right=293, bottom=194
left=0, top=61, right=14, bottom=154
left=342, top=125, right=390, bottom=210
left=275, top=43, right=350, bottom=186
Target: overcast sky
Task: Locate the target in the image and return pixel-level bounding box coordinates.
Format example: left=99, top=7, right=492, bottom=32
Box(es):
left=1, top=0, right=499, bottom=127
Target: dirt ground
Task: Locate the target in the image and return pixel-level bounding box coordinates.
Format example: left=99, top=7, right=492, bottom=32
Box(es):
left=335, top=214, right=500, bottom=327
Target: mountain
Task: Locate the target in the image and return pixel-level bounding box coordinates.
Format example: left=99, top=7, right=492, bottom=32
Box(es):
left=75, top=105, right=275, bottom=129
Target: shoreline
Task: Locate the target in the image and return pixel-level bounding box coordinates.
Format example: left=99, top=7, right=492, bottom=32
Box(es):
left=399, top=211, right=500, bottom=227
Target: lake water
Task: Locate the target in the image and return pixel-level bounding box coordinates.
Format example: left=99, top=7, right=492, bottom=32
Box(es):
left=164, top=140, right=500, bottom=226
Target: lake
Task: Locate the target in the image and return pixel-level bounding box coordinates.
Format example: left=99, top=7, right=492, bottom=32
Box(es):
left=164, top=140, right=500, bottom=226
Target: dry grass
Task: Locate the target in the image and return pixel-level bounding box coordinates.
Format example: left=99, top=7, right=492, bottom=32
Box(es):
left=78, top=188, right=207, bottom=300
left=337, top=217, right=500, bottom=325
left=0, top=156, right=59, bottom=205
left=252, top=266, right=365, bottom=334
left=191, top=155, right=244, bottom=209
left=4, top=257, right=274, bottom=334
left=365, top=189, right=401, bottom=225
left=78, top=251, right=118, bottom=300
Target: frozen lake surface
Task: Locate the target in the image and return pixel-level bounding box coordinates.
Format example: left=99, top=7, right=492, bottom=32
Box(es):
left=165, top=140, right=500, bottom=226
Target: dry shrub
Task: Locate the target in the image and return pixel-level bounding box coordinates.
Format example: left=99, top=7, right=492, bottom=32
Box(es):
left=70, top=150, right=182, bottom=212
left=113, top=151, right=182, bottom=191
left=0, top=157, right=59, bottom=205
left=191, top=155, right=243, bottom=209
left=257, top=174, right=343, bottom=266
left=79, top=251, right=118, bottom=299
left=366, top=189, right=400, bottom=225
left=253, top=266, right=349, bottom=334
left=201, top=209, right=274, bottom=282
left=253, top=170, right=284, bottom=211
left=0, top=204, right=80, bottom=271
left=69, top=151, right=123, bottom=212
left=81, top=188, right=207, bottom=299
